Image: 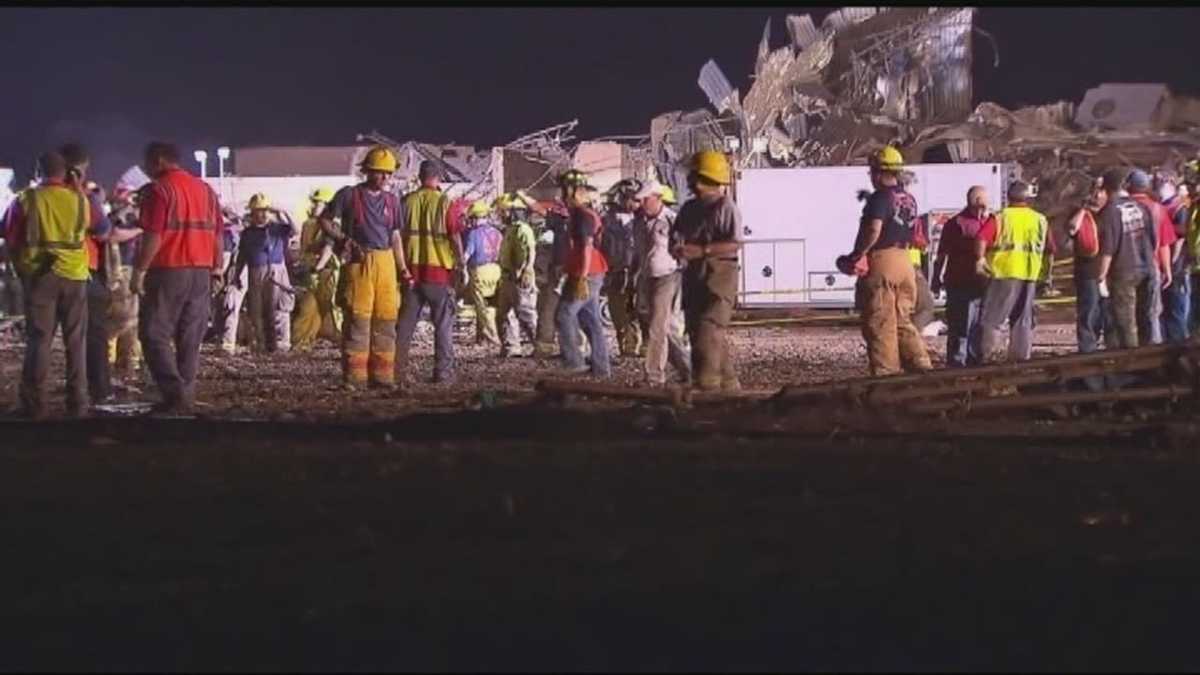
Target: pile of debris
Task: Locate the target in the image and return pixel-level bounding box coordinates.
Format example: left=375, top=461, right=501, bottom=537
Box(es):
left=655, top=6, right=1200, bottom=245
left=536, top=340, right=1200, bottom=441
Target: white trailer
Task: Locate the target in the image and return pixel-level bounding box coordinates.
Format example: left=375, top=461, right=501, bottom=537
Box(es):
left=734, top=162, right=1013, bottom=308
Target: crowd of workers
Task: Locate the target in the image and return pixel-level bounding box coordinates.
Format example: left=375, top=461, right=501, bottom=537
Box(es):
left=2, top=139, right=1199, bottom=419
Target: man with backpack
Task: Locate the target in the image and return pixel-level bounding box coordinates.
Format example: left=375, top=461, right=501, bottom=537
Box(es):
left=1067, top=176, right=1109, bottom=354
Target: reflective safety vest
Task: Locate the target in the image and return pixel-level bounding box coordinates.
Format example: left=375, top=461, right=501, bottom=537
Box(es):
left=403, top=188, right=455, bottom=271
left=907, top=246, right=922, bottom=267
left=987, top=205, right=1048, bottom=282
left=15, top=184, right=91, bottom=281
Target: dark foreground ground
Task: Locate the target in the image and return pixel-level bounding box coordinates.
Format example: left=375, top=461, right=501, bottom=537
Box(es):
left=4, top=413, right=1199, bottom=671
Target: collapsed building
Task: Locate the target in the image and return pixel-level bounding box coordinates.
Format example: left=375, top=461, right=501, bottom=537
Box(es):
left=651, top=6, right=1200, bottom=241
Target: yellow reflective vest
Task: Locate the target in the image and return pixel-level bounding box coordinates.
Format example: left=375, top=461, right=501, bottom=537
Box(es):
left=15, top=184, right=91, bottom=281
left=403, top=188, right=455, bottom=271
left=987, top=205, right=1048, bottom=282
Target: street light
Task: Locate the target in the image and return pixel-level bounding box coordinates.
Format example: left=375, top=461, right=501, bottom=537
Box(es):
left=193, top=150, right=208, bottom=179
left=216, top=146, right=230, bottom=178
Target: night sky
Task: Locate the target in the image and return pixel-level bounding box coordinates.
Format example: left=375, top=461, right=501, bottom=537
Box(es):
left=2, top=6, right=1196, bottom=186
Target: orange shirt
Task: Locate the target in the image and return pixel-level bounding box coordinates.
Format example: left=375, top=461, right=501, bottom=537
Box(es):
left=139, top=167, right=223, bottom=269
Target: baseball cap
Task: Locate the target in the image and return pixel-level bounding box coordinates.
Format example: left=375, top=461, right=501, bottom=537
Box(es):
left=1126, top=169, right=1152, bottom=192
left=634, top=180, right=667, bottom=200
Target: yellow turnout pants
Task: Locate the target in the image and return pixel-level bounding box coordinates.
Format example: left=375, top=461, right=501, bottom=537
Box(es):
left=339, top=250, right=400, bottom=385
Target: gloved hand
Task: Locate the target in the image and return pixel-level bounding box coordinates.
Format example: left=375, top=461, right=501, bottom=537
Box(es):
left=568, top=276, right=590, bottom=302
left=519, top=267, right=536, bottom=290
left=458, top=267, right=470, bottom=289
left=130, top=269, right=147, bottom=296
left=835, top=253, right=859, bottom=276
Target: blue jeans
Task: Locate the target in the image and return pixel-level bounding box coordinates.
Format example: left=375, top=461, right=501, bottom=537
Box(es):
left=556, top=274, right=610, bottom=377
left=1191, top=274, right=1200, bottom=336
left=1161, top=271, right=1191, bottom=343
left=944, top=286, right=983, bottom=368
left=1075, top=274, right=1109, bottom=354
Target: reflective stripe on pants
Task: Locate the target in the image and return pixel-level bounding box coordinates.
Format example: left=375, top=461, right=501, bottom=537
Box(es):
left=340, top=250, right=399, bottom=385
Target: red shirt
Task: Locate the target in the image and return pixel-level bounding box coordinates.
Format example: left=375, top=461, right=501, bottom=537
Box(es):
left=139, top=167, right=223, bottom=269
left=937, top=208, right=993, bottom=289
left=409, top=196, right=466, bottom=286
left=565, top=206, right=609, bottom=277
left=1131, top=193, right=1177, bottom=249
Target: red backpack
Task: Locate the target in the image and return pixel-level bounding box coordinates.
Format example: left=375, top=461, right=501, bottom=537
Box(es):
left=1072, top=209, right=1100, bottom=258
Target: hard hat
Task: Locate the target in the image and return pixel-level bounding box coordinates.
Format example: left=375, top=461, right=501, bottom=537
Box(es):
left=610, top=178, right=644, bottom=200
left=310, top=187, right=336, bottom=203
left=691, top=150, right=731, bottom=185
left=360, top=146, right=398, bottom=173
left=660, top=185, right=677, bottom=205
left=492, top=193, right=513, bottom=211
left=869, top=145, right=905, bottom=172
left=468, top=199, right=491, bottom=218
left=558, top=169, right=596, bottom=190
left=248, top=193, right=271, bottom=211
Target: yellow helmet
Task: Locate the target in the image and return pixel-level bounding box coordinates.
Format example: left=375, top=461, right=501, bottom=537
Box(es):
left=492, top=193, right=513, bottom=211
left=248, top=193, right=271, bottom=211
left=692, top=150, right=731, bottom=185
left=468, top=199, right=491, bottom=218
left=660, top=185, right=677, bottom=205
left=360, top=145, right=398, bottom=173
left=869, top=145, right=905, bottom=172
left=309, top=187, right=335, bottom=203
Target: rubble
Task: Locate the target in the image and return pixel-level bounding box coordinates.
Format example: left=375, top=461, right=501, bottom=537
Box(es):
left=657, top=4, right=1200, bottom=221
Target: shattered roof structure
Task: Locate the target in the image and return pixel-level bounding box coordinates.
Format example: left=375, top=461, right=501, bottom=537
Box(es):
left=662, top=6, right=985, bottom=171
left=1075, top=83, right=1171, bottom=132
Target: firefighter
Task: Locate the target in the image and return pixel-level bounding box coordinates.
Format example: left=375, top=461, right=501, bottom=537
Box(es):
left=461, top=199, right=503, bottom=346
left=319, top=146, right=408, bottom=390
left=216, top=206, right=248, bottom=354
left=599, top=178, right=644, bottom=358
left=556, top=169, right=610, bottom=378
left=495, top=192, right=539, bottom=357
left=230, top=193, right=296, bottom=354
left=292, top=187, right=343, bottom=350
left=837, top=146, right=932, bottom=376
left=105, top=187, right=145, bottom=381
left=671, top=150, right=744, bottom=391
left=534, top=195, right=571, bottom=358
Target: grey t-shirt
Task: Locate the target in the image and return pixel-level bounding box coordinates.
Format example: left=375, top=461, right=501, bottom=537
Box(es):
left=671, top=195, right=744, bottom=249
left=1098, top=196, right=1158, bottom=281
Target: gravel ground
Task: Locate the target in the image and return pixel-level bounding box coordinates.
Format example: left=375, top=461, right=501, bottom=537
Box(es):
left=0, top=311, right=1081, bottom=420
